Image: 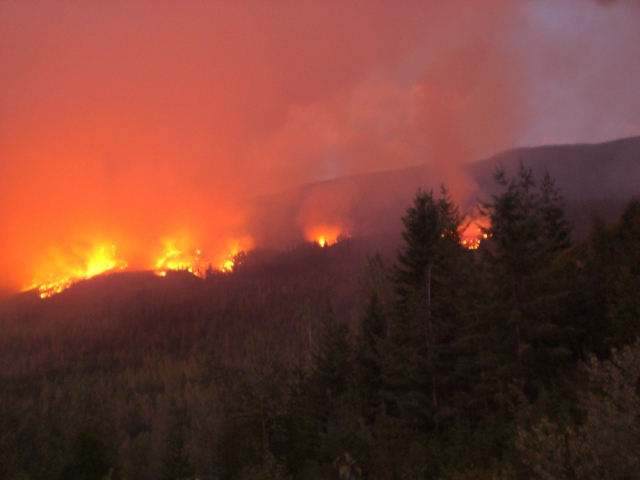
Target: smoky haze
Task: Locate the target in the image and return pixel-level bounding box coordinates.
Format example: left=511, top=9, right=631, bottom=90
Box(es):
left=1, top=1, right=639, bottom=292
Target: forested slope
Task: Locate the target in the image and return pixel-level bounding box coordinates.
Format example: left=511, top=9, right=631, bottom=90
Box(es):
left=2, top=165, right=640, bottom=479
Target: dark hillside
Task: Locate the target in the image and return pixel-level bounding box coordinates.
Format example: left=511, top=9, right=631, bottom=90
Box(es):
left=2, top=139, right=640, bottom=479
left=249, top=136, right=640, bottom=245
left=468, top=136, right=640, bottom=236
left=468, top=136, right=640, bottom=202
left=0, top=238, right=377, bottom=379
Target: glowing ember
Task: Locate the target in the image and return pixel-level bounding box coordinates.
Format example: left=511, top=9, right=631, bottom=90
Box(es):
left=26, top=244, right=127, bottom=298
left=461, top=218, right=490, bottom=250
left=304, top=225, right=345, bottom=247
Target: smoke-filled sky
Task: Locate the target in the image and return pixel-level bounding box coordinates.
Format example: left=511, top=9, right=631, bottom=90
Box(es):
left=1, top=0, right=639, bottom=292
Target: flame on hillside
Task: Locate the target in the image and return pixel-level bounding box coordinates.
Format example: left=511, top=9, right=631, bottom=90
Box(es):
left=153, top=236, right=254, bottom=277
left=304, top=225, right=346, bottom=247
left=154, top=243, right=210, bottom=278
left=217, top=236, right=255, bottom=272
left=24, top=235, right=255, bottom=297
left=461, top=217, right=490, bottom=250
left=26, top=244, right=128, bottom=298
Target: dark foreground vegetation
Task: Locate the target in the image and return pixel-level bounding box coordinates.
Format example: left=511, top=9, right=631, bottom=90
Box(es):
left=2, top=165, right=640, bottom=479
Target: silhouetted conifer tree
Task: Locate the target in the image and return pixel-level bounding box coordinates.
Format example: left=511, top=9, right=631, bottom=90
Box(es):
left=354, top=291, right=387, bottom=426
left=585, top=200, right=640, bottom=349
left=386, top=188, right=467, bottom=433
left=476, top=164, right=574, bottom=402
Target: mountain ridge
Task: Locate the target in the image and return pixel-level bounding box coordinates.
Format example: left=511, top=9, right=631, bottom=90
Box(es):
left=248, top=135, right=640, bottom=245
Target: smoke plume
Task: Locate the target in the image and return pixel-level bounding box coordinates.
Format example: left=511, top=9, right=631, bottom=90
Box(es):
left=0, top=0, right=638, bottom=292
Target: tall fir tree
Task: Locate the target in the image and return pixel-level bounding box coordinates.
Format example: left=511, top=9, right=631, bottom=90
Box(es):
left=385, top=188, right=469, bottom=436
left=354, top=291, right=387, bottom=426
left=476, top=164, right=575, bottom=403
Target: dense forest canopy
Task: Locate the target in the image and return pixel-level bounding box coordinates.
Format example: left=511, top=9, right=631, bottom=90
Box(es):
left=2, top=166, right=640, bottom=479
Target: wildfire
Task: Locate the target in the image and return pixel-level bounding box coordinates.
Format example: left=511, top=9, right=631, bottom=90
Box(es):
left=26, top=244, right=127, bottom=298
left=154, top=236, right=254, bottom=277
left=216, top=236, right=254, bottom=272
left=461, top=217, right=490, bottom=250
left=304, top=224, right=346, bottom=247
left=154, top=245, right=210, bottom=278
left=21, top=234, right=256, bottom=298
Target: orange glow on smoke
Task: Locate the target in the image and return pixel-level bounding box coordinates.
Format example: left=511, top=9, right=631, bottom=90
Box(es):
left=304, top=225, right=346, bottom=247
left=26, top=244, right=127, bottom=298
left=461, top=217, right=490, bottom=250
left=4, top=1, right=638, bottom=300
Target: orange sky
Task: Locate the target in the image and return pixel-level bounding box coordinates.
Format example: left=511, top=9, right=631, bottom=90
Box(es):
left=1, top=1, right=639, bottom=292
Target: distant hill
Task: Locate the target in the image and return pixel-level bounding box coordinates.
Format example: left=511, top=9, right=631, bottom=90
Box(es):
left=249, top=136, right=640, bottom=245
left=2, top=136, right=638, bottom=323
left=0, top=239, right=376, bottom=372
left=2, top=138, right=639, bottom=480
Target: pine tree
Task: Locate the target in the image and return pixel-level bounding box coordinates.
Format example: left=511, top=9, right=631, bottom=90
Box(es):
left=309, top=301, right=352, bottom=421
left=354, top=291, right=387, bottom=426
left=476, top=164, right=574, bottom=401
left=386, top=188, right=469, bottom=434
left=587, top=199, right=640, bottom=349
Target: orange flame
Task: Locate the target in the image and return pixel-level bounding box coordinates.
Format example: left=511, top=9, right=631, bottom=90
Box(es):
left=22, top=234, right=256, bottom=298
left=154, top=243, right=210, bottom=278
left=153, top=236, right=255, bottom=277
left=461, top=217, right=490, bottom=250
left=25, top=244, right=128, bottom=298
left=304, top=224, right=346, bottom=247
left=216, top=236, right=254, bottom=272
